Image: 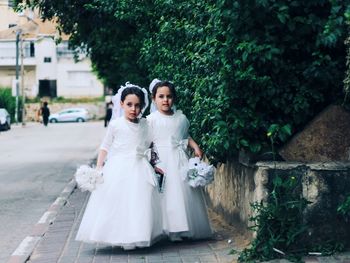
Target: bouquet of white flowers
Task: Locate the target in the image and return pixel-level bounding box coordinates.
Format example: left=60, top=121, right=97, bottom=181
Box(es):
left=74, top=165, right=104, bottom=192
left=185, top=157, right=215, bottom=188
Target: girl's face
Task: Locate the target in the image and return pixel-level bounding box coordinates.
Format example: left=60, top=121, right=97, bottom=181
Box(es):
left=153, top=86, right=174, bottom=115
left=121, top=94, right=141, bottom=122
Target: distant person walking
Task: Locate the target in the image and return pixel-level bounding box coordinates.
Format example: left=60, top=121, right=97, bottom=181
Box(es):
left=41, top=102, right=50, bottom=126
left=104, top=101, right=113, bottom=127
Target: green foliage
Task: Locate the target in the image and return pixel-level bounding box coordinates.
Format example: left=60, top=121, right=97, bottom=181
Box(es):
left=239, top=126, right=308, bottom=262
left=139, top=0, right=348, bottom=162
left=238, top=173, right=309, bottom=262
left=51, top=96, right=105, bottom=103
left=343, top=6, right=350, bottom=106
left=267, top=123, right=292, bottom=160
left=18, top=0, right=350, bottom=163
left=337, top=194, right=350, bottom=215
left=15, top=0, right=148, bottom=89
left=0, top=88, right=16, bottom=122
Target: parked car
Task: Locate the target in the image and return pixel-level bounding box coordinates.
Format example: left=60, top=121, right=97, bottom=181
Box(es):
left=49, top=108, right=91, bottom=123
left=0, top=108, right=11, bottom=130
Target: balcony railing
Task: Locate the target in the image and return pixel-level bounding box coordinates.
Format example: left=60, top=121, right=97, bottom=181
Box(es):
left=57, top=46, right=75, bottom=58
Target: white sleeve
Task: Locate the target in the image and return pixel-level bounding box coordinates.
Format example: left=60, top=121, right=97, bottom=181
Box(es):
left=100, top=121, right=116, bottom=152
left=183, top=114, right=190, bottom=139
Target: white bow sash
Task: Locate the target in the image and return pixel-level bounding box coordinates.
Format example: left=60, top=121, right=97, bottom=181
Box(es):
left=136, top=147, right=156, bottom=186
left=171, top=137, right=189, bottom=169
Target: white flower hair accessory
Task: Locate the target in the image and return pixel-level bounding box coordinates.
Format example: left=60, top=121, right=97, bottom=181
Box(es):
left=185, top=157, right=215, bottom=188
left=111, top=81, right=150, bottom=119
left=149, top=78, right=161, bottom=94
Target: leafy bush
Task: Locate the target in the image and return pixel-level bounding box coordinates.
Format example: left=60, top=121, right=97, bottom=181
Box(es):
left=19, top=0, right=350, bottom=163
left=140, top=1, right=349, bottom=162
left=0, top=88, right=16, bottom=122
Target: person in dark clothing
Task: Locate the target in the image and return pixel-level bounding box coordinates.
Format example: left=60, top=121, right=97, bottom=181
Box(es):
left=41, top=102, right=50, bottom=126
left=104, top=102, right=113, bottom=127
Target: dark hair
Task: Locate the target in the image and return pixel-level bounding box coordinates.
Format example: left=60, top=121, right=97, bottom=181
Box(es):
left=152, top=81, right=177, bottom=101
left=43, top=102, right=48, bottom=107
left=121, top=87, right=145, bottom=108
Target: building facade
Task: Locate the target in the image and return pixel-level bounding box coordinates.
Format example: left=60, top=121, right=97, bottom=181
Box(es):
left=0, top=1, right=104, bottom=98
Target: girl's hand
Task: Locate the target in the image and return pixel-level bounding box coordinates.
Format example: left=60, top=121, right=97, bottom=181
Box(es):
left=188, top=137, right=203, bottom=159
left=193, top=146, right=203, bottom=159
left=154, top=166, right=164, bottom=175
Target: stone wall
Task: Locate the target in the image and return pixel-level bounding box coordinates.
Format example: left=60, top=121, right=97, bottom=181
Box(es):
left=205, top=159, right=350, bottom=245
left=205, top=159, right=257, bottom=230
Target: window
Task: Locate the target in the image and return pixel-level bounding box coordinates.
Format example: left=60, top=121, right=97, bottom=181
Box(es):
left=8, top=24, right=17, bottom=28
left=44, top=57, right=51, bottom=63
left=30, top=42, right=35, bottom=57
left=56, top=42, right=75, bottom=58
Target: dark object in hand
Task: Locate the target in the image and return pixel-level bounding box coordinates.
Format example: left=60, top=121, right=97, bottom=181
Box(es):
left=157, top=171, right=164, bottom=189
left=150, top=142, right=160, bottom=167
left=154, top=166, right=165, bottom=193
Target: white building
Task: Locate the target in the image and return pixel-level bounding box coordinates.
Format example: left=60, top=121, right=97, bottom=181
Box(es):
left=0, top=1, right=104, bottom=98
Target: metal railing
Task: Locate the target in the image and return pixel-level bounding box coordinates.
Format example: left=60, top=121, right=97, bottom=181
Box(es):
left=57, top=46, right=75, bottom=58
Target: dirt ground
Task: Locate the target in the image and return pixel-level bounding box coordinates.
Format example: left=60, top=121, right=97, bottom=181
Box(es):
left=208, top=208, right=252, bottom=251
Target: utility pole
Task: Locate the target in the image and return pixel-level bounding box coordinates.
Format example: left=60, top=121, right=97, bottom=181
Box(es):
left=15, top=30, right=20, bottom=124
left=20, top=34, right=25, bottom=126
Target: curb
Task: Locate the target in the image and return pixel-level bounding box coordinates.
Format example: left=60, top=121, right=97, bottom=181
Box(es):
left=6, top=179, right=77, bottom=263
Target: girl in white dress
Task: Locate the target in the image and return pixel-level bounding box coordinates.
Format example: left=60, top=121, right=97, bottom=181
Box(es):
left=76, top=83, right=163, bottom=249
left=147, top=80, right=212, bottom=241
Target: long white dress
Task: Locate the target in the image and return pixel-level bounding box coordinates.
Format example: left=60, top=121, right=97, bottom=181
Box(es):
left=76, top=117, right=163, bottom=249
left=147, top=110, right=212, bottom=240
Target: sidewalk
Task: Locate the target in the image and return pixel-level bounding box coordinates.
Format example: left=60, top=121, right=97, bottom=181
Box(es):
left=8, top=183, right=244, bottom=263
left=7, top=180, right=350, bottom=263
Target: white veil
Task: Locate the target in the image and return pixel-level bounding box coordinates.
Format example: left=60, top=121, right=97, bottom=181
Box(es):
left=149, top=78, right=161, bottom=113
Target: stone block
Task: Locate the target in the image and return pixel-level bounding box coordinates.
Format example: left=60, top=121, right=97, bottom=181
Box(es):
left=280, top=105, right=350, bottom=162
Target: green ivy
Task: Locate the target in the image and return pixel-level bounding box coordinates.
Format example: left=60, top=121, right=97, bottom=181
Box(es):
left=17, top=0, right=350, bottom=163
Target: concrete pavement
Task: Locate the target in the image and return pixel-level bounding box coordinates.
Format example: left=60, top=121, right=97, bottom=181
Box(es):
left=0, top=121, right=106, bottom=262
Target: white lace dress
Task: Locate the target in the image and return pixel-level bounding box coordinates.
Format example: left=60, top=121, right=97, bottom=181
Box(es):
left=75, top=117, right=163, bottom=249
left=147, top=110, right=212, bottom=239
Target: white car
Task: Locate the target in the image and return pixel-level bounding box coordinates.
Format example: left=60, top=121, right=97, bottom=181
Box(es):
left=49, top=108, right=91, bottom=123
left=0, top=108, right=11, bottom=131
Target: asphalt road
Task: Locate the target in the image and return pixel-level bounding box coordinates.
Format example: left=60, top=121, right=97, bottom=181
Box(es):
left=0, top=121, right=105, bottom=262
